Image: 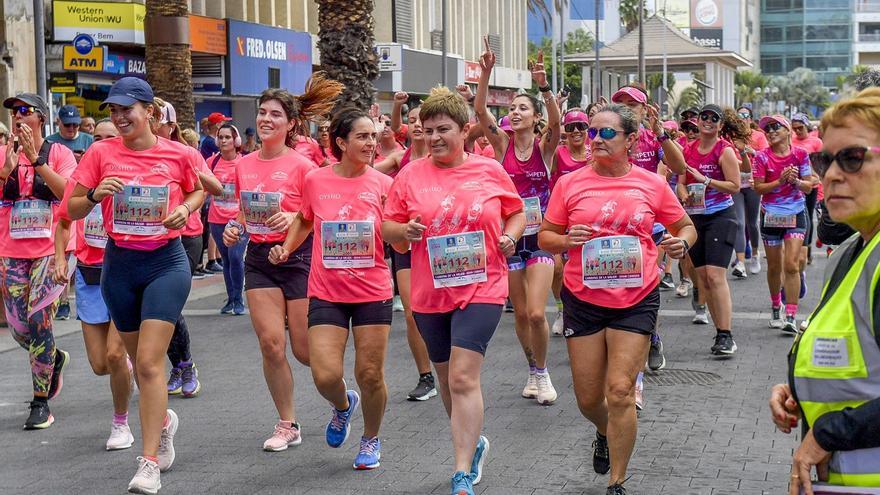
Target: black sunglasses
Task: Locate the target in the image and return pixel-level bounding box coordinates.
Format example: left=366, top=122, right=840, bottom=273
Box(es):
left=763, top=122, right=784, bottom=133
left=564, top=122, right=588, bottom=133
left=11, top=105, right=36, bottom=116
left=699, top=113, right=720, bottom=123
left=682, top=124, right=698, bottom=133
left=62, top=122, right=79, bottom=128
left=587, top=127, right=621, bottom=140
left=810, top=146, right=880, bottom=177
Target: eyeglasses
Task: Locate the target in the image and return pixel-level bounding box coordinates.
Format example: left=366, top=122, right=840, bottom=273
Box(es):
left=10, top=105, right=36, bottom=117
left=763, top=122, right=784, bottom=133
left=809, top=146, right=880, bottom=177
left=587, top=127, right=622, bottom=140
left=738, top=112, right=751, bottom=119
left=564, top=122, right=588, bottom=133
left=682, top=125, right=699, bottom=133
left=699, top=113, right=720, bottom=123
left=62, top=123, right=79, bottom=128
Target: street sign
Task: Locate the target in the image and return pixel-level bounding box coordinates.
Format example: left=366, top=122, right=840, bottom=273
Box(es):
left=375, top=44, right=403, bottom=71
left=63, top=34, right=106, bottom=72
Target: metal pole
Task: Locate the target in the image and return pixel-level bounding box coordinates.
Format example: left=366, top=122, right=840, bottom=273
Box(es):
left=662, top=11, right=667, bottom=114
left=34, top=0, right=48, bottom=101
left=638, top=0, right=645, bottom=85
left=594, top=0, right=600, bottom=101
left=441, top=0, right=447, bottom=86
left=551, top=5, right=558, bottom=93
left=559, top=4, right=565, bottom=93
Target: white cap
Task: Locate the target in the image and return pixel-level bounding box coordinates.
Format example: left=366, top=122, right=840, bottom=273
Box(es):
left=160, top=101, right=177, bottom=124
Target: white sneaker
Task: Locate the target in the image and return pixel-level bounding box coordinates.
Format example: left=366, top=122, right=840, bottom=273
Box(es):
left=693, top=306, right=709, bottom=325
left=747, top=256, right=761, bottom=274
left=107, top=422, right=134, bottom=450
left=551, top=312, right=564, bottom=336
left=157, top=409, right=178, bottom=472
left=675, top=278, right=692, bottom=298
left=534, top=372, right=557, bottom=405
left=128, top=456, right=161, bottom=494
left=731, top=261, right=747, bottom=279
left=392, top=295, right=404, bottom=312
left=521, top=373, right=538, bottom=399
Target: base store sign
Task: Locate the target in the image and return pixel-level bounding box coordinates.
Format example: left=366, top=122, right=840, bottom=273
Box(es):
left=53, top=0, right=146, bottom=44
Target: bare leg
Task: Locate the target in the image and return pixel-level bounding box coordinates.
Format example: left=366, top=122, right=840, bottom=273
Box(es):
left=247, top=288, right=296, bottom=422
left=352, top=324, right=390, bottom=438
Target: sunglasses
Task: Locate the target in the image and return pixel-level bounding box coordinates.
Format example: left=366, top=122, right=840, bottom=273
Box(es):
left=564, top=122, right=588, bottom=133
left=699, top=113, right=720, bottom=123
left=11, top=105, right=36, bottom=116
left=810, top=146, right=880, bottom=177
left=683, top=125, right=699, bottom=133
left=587, top=127, right=621, bottom=140
left=738, top=112, right=751, bottom=119
left=62, top=122, right=79, bottom=128
left=763, top=122, right=784, bottom=133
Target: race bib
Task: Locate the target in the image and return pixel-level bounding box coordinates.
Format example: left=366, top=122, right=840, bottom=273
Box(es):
left=84, top=207, right=108, bottom=249
left=112, top=185, right=169, bottom=235
left=523, top=196, right=542, bottom=236
left=215, top=182, right=238, bottom=208
left=812, top=337, right=850, bottom=368
left=684, top=183, right=706, bottom=215
left=240, top=191, right=281, bottom=235
left=10, top=199, right=52, bottom=239
left=427, top=231, right=488, bottom=288
left=320, top=221, right=375, bottom=269
left=764, top=212, right=797, bottom=229
left=581, top=235, right=644, bottom=289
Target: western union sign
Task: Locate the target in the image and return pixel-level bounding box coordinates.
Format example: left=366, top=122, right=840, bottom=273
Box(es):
left=63, top=44, right=107, bottom=72
left=53, top=1, right=146, bottom=44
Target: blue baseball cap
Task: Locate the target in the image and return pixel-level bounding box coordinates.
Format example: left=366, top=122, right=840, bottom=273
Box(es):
left=99, top=77, right=154, bottom=110
left=58, top=105, right=81, bottom=125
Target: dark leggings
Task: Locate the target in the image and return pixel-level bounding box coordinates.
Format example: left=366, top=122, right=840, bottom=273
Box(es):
left=733, top=188, right=761, bottom=254
left=209, top=222, right=248, bottom=304
left=167, top=235, right=202, bottom=367
left=804, top=188, right=818, bottom=246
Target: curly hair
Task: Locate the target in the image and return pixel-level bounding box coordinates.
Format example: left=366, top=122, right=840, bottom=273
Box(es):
left=719, top=107, right=752, bottom=143
left=259, top=71, right=344, bottom=148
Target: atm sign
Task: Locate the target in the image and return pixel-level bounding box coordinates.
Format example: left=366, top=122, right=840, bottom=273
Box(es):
left=62, top=44, right=106, bottom=72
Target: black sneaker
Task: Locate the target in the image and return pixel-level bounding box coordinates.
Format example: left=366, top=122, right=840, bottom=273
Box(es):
left=54, top=302, right=70, bottom=321
left=782, top=315, right=798, bottom=335
left=592, top=433, right=610, bottom=474
left=659, top=273, right=674, bottom=290
left=47, top=349, right=70, bottom=400
left=648, top=338, right=666, bottom=371
left=206, top=260, right=224, bottom=273
left=23, top=400, right=54, bottom=430
left=407, top=374, right=437, bottom=401
left=606, top=483, right=627, bottom=495
left=504, top=298, right=514, bottom=313
left=711, top=332, right=737, bottom=356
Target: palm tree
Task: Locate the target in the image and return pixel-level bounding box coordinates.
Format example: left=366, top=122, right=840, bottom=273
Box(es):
left=671, top=85, right=703, bottom=117
left=144, top=0, right=194, bottom=128
left=527, top=0, right=568, bottom=31
left=317, top=1, right=379, bottom=111
left=734, top=70, right=769, bottom=109
left=619, top=0, right=647, bottom=33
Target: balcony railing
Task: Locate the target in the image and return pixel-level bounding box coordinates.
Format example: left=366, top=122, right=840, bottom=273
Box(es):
left=856, top=1, right=880, bottom=12
left=859, top=32, right=880, bottom=41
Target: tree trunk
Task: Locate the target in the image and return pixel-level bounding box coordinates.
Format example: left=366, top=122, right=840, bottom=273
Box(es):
left=145, top=0, right=194, bottom=129
left=317, top=0, right=379, bottom=112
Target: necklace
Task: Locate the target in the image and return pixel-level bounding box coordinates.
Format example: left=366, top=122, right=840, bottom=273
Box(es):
left=514, top=139, right=533, bottom=160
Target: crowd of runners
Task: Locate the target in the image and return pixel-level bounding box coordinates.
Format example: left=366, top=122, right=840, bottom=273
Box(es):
left=2, top=38, right=870, bottom=495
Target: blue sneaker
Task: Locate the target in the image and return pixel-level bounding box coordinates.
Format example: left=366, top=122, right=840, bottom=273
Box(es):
left=167, top=367, right=183, bottom=395
left=800, top=271, right=807, bottom=299
left=353, top=436, right=381, bottom=470
left=326, top=389, right=359, bottom=448
left=470, top=435, right=489, bottom=485
left=180, top=361, right=201, bottom=398
left=233, top=298, right=247, bottom=315
left=220, top=300, right=234, bottom=315
left=450, top=471, right=474, bottom=495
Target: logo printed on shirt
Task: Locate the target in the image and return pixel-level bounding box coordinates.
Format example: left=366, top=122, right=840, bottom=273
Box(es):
left=418, top=186, right=443, bottom=194
left=320, top=193, right=342, bottom=200
left=357, top=192, right=379, bottom=203
left=151, top=163, right=170, bottom=175
left=109, top=163, right=136, bottom=172
left=241, top=173, right=259, bottom=180
left=461, top=181, right=483, bottom=191
left=624, top=189, right=646, bottom=200
left=270, top=171, right=288, bottom=181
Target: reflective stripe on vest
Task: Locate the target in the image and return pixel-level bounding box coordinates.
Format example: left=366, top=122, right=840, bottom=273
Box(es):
left=792, top=231, right=880, bottom=487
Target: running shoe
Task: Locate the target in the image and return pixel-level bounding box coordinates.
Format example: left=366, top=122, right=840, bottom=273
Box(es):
left=450, top=471, right=474, bottom=495
left=326, top=390, right=359, bottom=448
left=675, top=278, right=692, bottom=298
left=551, top=311, right=564, bottom=336
left=107, top=422, right=134, bottom=450
left=521, top=373, right=538, bottom=399
left=711, top=333, right=737, bottom=356
left=648, top=336, right=666, bottom=371
left=635, top=372, right=645, bottom=412
left=233, top=298, right=247, bottom=315
left=54, top=301, right=71, bottom=320
left=180, top=362, right=200, bottom=398
left=800, top=271, right=807, bottom=298
left=470, top=435, right=489, bottom=485
left=392, top=295, right=404, bottom=312
left=800, top=319, right=809, bottom=332
left=692, top=305, right=709, bottom=325
left=191, top=270, right=207, bottom=280
left=354, top=436, right=381, bottom=470
left=747, top=256, right=761, bottom=274
left=127, top=456, right=161, bottom=495
left=167, top=367, right=183, bottom=395
left=607, top=484, right=627, bottom=495
left=731, top=260, right=747, bottom=279
left=770, top=306, right=784, bottom=329
left=782, top=315, right=798, bottom=335
left=659, top=273, right=675, bottom=290
left=534, top=372, right=557, bottom=405
left=157, top=409, right=178, bottom=472
left=504, top=298, right=514, bottom=313
left=592, top=432, right=610, bottom=474
left=220, top=300, right=234, bottom=315
left=407, top=373, right=437, bottom=401
left=23, top=400, right=53, bottom=430
left=47, top=349, right=70, bottom=400
left=205, top=260, right=223, bottom=273
left=263, top=421, right=302, bottom=451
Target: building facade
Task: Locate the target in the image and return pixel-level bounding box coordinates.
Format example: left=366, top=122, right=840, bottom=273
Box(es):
left=854, top=0, right=880, bottom=68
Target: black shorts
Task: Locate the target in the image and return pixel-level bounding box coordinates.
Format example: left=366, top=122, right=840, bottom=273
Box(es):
left=413, top=304, right=502, bottom=363
left=308, top=297, right=393, bottom=328
left=506, top=234, right=554, bottom=271
left=391, top=249, right=412, bottom=274
left=689, top=206, right=737, bottom=268
left=181, top=234, right=202, bottom=274
left=244, top=237, right=312, bottom=300
left=561, top=284, right=660, bottom=337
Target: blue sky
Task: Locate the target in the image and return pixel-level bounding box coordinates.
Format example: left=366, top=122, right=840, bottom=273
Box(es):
left=528, top=0, right=605, bottom=43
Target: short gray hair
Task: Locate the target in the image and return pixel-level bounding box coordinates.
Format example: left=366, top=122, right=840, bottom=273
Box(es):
left=594, top=103, right=640, bottom=136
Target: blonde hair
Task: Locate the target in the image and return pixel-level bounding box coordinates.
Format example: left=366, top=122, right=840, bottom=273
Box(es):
left=259, top=71, right=344, bottom=147
left=820, top=87, right=880, bottom=136
left=180, top=128, right=200, bottom=149
left=419, top=86, right=469, bottom=128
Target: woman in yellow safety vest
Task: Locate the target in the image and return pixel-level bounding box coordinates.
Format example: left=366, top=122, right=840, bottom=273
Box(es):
left=769, top=87, right=880, bottom=495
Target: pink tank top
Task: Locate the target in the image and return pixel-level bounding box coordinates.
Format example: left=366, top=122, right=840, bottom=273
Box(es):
left=551, top=145, right=590, bottom=190
left=630, top=127, right=663, bottom=174
left=501, top=138, right=551, bottom=211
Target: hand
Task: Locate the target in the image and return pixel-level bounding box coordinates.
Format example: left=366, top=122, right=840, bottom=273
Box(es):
left=393, top=91, right=409, bottom=105
left=369, top=103, right=381, bottom=120
left=52, top=255, right=69, bottom=285
left=789, top=429, right=831, bottom=495
left=556, top=90, right=570, bottom=107
left=405, top=215, right=427, bottom=242
left=268, top=245, right=290, bottom=265
left=456, top=84, right=474, bottom=101
left=659, top=233, right=687, bottom=259
left=162, top=205, right=189, bottom=230
left=93, top=177, right=125, bottom=202
left=479, top=36, right=496, bottom=72
left=647, top=104, right=662, bottom=135
left=769, top=383, right=801, bottom=433
left=567, top=224, right=592, bottom=248
left=531, top=50, right=548, bottom=87
left=499, top=234, right=515, bottom=257
left=222, top=226, right=241, bottom=247
left=686, top=166, right=709, bottom=184
left=265, top=211, right=294, bottom=232
left=17, top=124, right=37, bottom=163
left=3, top=137, right=18, bottom=177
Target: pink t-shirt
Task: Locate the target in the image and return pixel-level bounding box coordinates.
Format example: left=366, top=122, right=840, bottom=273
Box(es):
left=294, top=136, right=324, bottom=167
left=750, top=129, right=769, bottom=151
left=551, top=145, right=590, bottom=190
left=182, top=159, right=214, bottom=236
left=384, top=154, right=523, bottom=313
left=476, top=143, right=496, bottom=159
left=792, top=135, right=823, bottom=154
left=753, top=147, right=811, bottom=215
left=544, top=165, right=686, bottom=309
left=72, top=137, right=201, bottom=244
left=59, top=180, right=104, bottom=266
left=234, top=148, right=316, bottom=244
left=207, top=153, right=241, bottom=224
left=630, top=128, right=663, bottom=174
left=300, top=166, right=393, bottom=303
left=321, top=147, right=339, bottom=166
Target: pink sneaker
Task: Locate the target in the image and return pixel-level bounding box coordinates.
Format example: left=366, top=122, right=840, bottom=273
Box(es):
left=262, top=421, right=302, bottom=452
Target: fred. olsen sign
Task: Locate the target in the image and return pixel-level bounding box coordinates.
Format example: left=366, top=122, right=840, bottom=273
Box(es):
left=226, top=19, right=311, bottom=96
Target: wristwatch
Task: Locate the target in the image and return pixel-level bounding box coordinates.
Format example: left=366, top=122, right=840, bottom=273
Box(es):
left=86, top=188, right=100, bottom=204
left=703, top=176, right=712, bottom=187
left=502, top=233, right=517, bottom=244
left=657, top=131, right=669, bottom=142
left=680, top=238, right=690, bottom=252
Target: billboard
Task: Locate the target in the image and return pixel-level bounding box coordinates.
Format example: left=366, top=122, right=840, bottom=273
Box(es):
left=226, top=20, right=311, bottom=96
left=53, top=0, right=145, bottom=44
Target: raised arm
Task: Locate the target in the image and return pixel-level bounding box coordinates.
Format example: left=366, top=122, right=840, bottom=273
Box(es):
left=391, top=92, right=408, bottom=134
left=533, top=51, right=560, bottom=165
left=474, top=36, right=508, bottom=159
